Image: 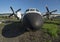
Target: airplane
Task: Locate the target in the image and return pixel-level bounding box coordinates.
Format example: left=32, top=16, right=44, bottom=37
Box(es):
left=0, top=6, right=58, bottom=31
left=8, top=6, right=59, bottom=31
left=9, top=7, right=43, bottom=31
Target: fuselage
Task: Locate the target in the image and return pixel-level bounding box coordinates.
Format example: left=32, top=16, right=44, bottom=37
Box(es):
left=23, top=8, right=43, bottom=30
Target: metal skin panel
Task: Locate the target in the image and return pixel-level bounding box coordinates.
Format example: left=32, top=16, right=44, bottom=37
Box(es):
left=23, top=13, right=43, bottom=31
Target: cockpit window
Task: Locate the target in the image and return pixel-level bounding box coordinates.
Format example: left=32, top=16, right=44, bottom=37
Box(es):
left=25, top=8, right=39, bottom=12
left=30, top=9, right=35, bottom=11
left=26, top=9, right=29, bottom=12
left=36, top=9, right=39, bottom=12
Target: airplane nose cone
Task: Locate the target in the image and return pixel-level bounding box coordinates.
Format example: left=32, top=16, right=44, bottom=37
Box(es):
left=23, top=13, right=43, bottom=30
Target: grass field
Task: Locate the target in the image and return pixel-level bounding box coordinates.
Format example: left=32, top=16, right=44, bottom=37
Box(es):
left=42, top=20, right=60, bottom=38
left=0, top=17, right=60, bottom=42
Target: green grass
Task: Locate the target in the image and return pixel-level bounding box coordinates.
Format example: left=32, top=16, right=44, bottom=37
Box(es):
left=46, top=20, right=60, bottom=25
left=42, top=19, right=60, bottom=38
left=42, top=23, right=58, bottom=38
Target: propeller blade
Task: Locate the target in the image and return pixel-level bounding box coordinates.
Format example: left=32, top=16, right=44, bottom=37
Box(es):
left=14, top=14, right=19, bottom=20
left=50, top=10, right=57, bottom=13
left=9, top=14, right=14, bottom=17
left=10, top=6, right=14, bottom=13
left=46, top=6, right=49, bottom=12
left=15, top=9, right=21, bottom=13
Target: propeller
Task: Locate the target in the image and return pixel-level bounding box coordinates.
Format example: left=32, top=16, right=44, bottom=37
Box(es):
left=9, top=6, right=21, bottom=20
left=43, top=6, right=57, bottom=19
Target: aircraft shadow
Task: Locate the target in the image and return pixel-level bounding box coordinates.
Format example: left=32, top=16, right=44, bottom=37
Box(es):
left=2, top=21, right=26, bottom=38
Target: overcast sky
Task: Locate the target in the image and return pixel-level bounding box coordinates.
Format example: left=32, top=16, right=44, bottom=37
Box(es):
left=0, top=0, right=60, bottom=14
